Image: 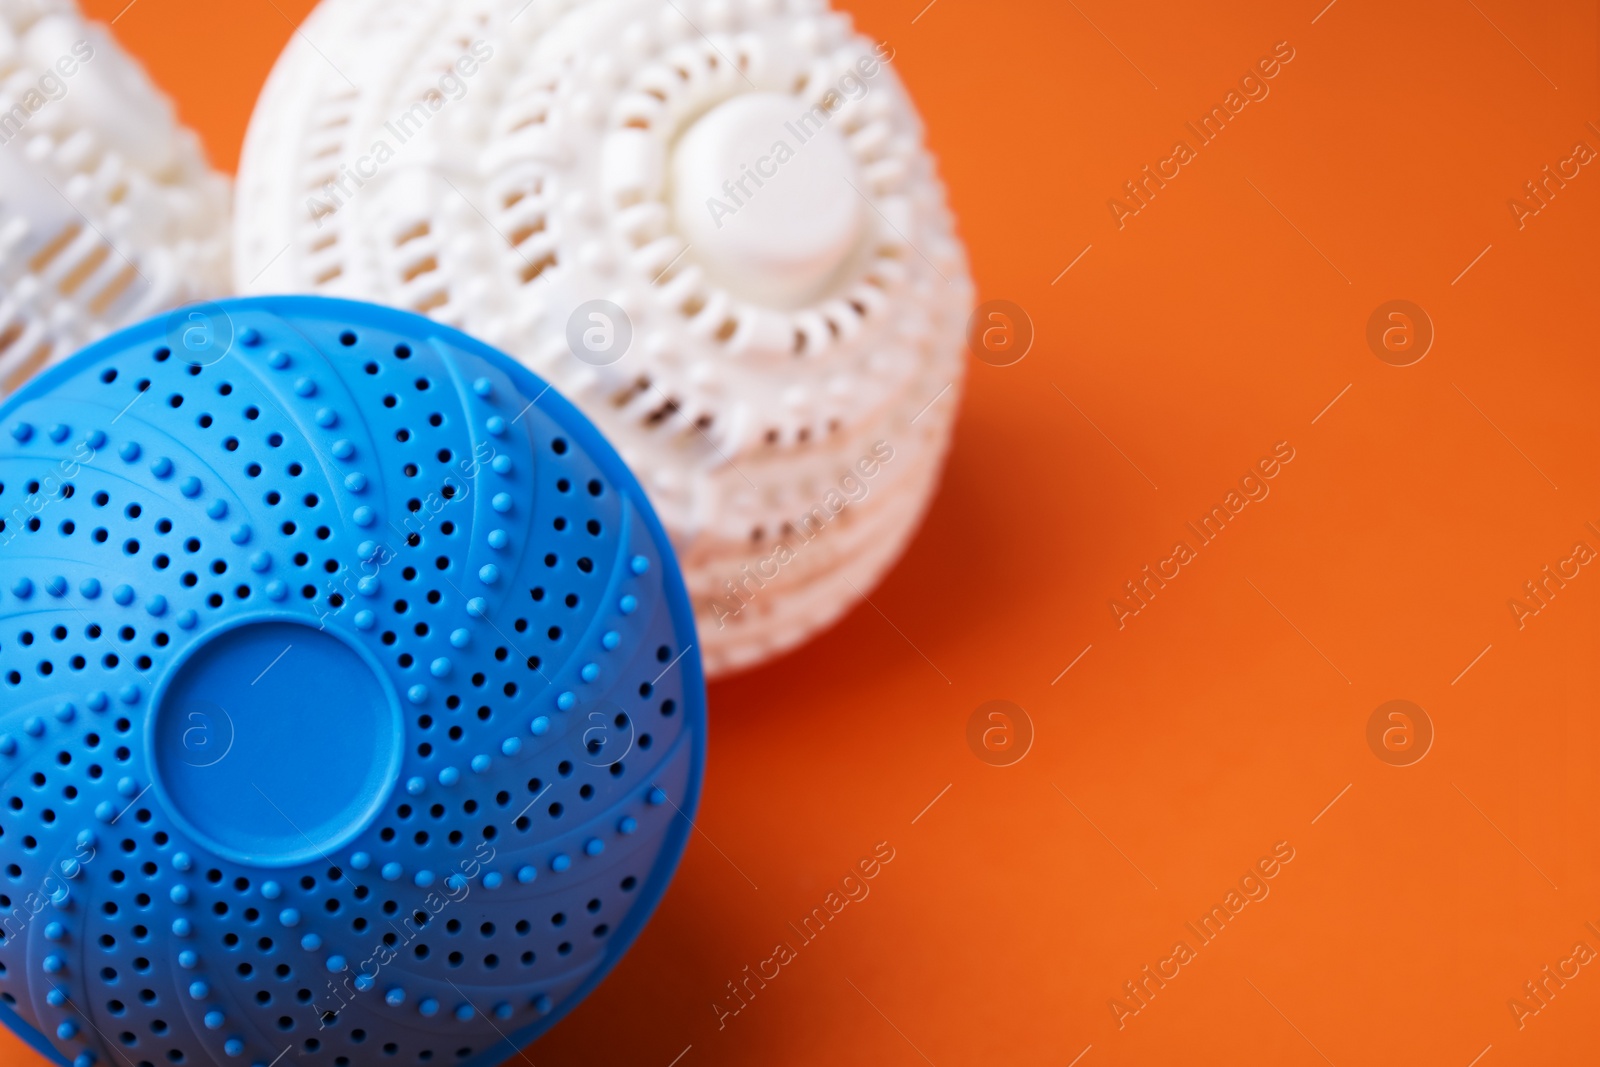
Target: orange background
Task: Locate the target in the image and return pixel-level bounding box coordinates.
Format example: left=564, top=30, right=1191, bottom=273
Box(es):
left=15, top=0, right=1599, bottom=1063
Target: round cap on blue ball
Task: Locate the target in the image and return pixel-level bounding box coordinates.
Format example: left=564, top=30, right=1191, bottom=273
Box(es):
left=0, top=297, right=706, bottom=1066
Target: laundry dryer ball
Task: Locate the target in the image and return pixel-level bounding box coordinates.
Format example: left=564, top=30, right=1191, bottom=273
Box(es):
left=0, top=0, right=230, bottom=399
left=233, top=0, right=973, bottom=676
left=0, top=296, right=706, bottom=1067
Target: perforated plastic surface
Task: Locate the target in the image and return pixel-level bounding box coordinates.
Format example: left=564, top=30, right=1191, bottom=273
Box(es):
left=233, top=0, right=973, bottom=676
left=0, top=296, right=706, bottom=1067
left=0, top=0, right=231, bottom=400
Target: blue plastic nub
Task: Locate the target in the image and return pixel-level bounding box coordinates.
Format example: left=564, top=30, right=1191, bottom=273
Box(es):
left=0, top=297, right=705, bottom=1067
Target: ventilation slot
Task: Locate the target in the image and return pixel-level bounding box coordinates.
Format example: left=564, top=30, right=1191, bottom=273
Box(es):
left=395, top=221, right=430, bottom=246
left=401, top=255, right=439, bottom=283
left=28, top=224, right=81, bottom=274
left=58, top=243, right=110, bottom=297
left=518, top=252, right=557, bottom=285
left=2, top=341, right=53, bottom=395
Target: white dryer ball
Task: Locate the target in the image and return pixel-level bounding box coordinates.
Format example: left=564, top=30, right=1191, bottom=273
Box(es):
left=0, top=0, right=231, bottom=396
left=234, top=0, right=972, bottom=676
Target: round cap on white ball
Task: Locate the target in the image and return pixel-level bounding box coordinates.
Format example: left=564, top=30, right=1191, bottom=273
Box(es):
left=670, top=92, right=863, bottom=308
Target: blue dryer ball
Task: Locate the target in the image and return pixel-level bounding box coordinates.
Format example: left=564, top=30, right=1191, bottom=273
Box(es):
left=0, top=297, right=705, bottom=1066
